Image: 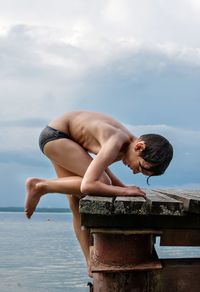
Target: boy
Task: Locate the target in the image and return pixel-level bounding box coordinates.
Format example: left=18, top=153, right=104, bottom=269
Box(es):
left=25, top=111, right=173, bottom=270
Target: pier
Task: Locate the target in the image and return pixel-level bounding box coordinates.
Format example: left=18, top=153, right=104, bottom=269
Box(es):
left=80, top=189, right=200, bottom=292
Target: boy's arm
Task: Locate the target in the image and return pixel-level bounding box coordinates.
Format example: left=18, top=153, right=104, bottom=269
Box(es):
left=81, top=134, right=145, bottom=197
left=105, top=167, right=125, bottom=187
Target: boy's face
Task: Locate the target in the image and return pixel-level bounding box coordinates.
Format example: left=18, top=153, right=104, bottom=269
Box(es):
left=123, top=140, right=154, bottom=176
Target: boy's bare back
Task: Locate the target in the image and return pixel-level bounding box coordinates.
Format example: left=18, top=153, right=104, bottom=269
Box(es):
left=48, top=111, right=134, bottom=155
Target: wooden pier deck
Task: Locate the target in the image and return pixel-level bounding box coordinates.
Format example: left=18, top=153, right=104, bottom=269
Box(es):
left=80, top=189, right=200, bottom=292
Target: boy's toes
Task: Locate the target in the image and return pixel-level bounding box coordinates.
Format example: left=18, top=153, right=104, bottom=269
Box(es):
left=24, top=210, right=31, bottom=219
left=24, top=207, right=33, bottom=219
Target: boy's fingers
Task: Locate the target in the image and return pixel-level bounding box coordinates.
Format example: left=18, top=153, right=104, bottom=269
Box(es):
left=136, top=190, right=146, bottom=198
left=135, top=188, right=146, bottom=196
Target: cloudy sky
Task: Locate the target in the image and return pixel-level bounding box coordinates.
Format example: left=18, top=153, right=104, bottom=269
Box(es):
left=0, top=0, right=200, bottom=207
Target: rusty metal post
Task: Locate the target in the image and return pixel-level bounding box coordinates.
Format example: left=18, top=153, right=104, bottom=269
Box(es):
left=89, top=229, right=162, bottom=292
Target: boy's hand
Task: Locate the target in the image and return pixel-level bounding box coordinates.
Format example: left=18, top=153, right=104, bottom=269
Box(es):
left=123, top=186, right=146, bottom=198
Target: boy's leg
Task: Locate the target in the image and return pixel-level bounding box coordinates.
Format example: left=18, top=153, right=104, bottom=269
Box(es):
left=25, top=138, right=111, bottom=267
left=25, top=138, right=111, bottom=218
left=25, top=175, right=83, bottom=218
left=52, top=162, right=90, bottom=262
left=68, top=195, right=90, bottom=263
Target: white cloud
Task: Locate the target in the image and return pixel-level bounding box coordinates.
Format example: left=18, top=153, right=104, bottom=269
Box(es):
left=1, top=0, right=200, bottom=46
left=1, top=22, right=200, bottom=128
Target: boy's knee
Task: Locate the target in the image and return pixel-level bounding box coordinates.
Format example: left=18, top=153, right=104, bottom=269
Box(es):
left=67, top=195, right=80, bottom=213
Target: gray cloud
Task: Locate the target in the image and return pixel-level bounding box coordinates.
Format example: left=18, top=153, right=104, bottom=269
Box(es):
left=1, top=23, right=200, bottom=126
left=0, top=1, right=200, bottom=206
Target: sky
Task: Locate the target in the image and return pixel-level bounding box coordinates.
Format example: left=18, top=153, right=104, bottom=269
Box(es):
left=0, top=0, right=200, bottom=207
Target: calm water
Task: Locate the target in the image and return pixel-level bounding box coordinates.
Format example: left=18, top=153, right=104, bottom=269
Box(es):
left=0, top=212, right=200, bottom=292
left=0, top=212, right=89, bottom=292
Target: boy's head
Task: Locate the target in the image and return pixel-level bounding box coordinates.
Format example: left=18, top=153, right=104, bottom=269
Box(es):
left=138, top=134, right=173, bottom=177
left=123, top=134, right=173, bottom=183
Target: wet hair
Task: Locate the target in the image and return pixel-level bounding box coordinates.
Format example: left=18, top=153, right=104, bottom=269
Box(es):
left=139, top=134, right=173, bottom=184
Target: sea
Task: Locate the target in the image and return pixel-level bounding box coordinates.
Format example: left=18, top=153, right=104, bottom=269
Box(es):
left=0, top=212, right=89, bottom=292
left=0, top=212, right=200, bottom=292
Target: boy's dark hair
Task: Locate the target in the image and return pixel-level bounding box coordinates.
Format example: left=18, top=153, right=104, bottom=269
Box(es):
left=139, top=134, right=173, bottom=184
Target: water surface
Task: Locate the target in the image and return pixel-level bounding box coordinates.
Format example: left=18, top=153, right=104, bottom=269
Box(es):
left=0, top=212, right=89, bottom=292
left=0, top=212, right=199, bottom=292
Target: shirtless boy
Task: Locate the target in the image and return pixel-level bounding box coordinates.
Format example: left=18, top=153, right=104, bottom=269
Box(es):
left=25, top=111, right=173, bottom=269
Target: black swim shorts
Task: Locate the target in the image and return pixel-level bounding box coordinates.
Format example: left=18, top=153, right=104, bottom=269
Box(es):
left=39, top=125, right=70, bottom=153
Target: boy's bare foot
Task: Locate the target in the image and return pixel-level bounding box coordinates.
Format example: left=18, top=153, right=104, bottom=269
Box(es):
left=87, top=282, right=93, bottom=291
left=25, top=178, right=46, bottom=219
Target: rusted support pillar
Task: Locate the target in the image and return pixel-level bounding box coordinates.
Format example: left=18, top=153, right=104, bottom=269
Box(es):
left=93, top=272, right=148, bottom=292
left=90, top=229, right=161, bottom=292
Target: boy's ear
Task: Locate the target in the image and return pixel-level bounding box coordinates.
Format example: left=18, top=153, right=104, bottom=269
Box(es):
left=134, top=141, right=146, bottom=152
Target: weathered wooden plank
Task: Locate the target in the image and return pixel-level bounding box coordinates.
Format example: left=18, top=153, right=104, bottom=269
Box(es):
left=114, top=192, right=183, bottom=215
left=114, top=196, right=149, bottom=215
left=81, top=213, right=200, bottom=229
left=80, top=192, right=184, bottom=216
left=145, top=190, right=184, bottom=215
left=168, top=189, right=200, bottom=198
left=79, top=196, right=113, bottom=215
left=154, top=189, right=200, bottom=214
left=160, top=229, right=200, bottom=246
left=81, top=191, right=184, bottom=216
